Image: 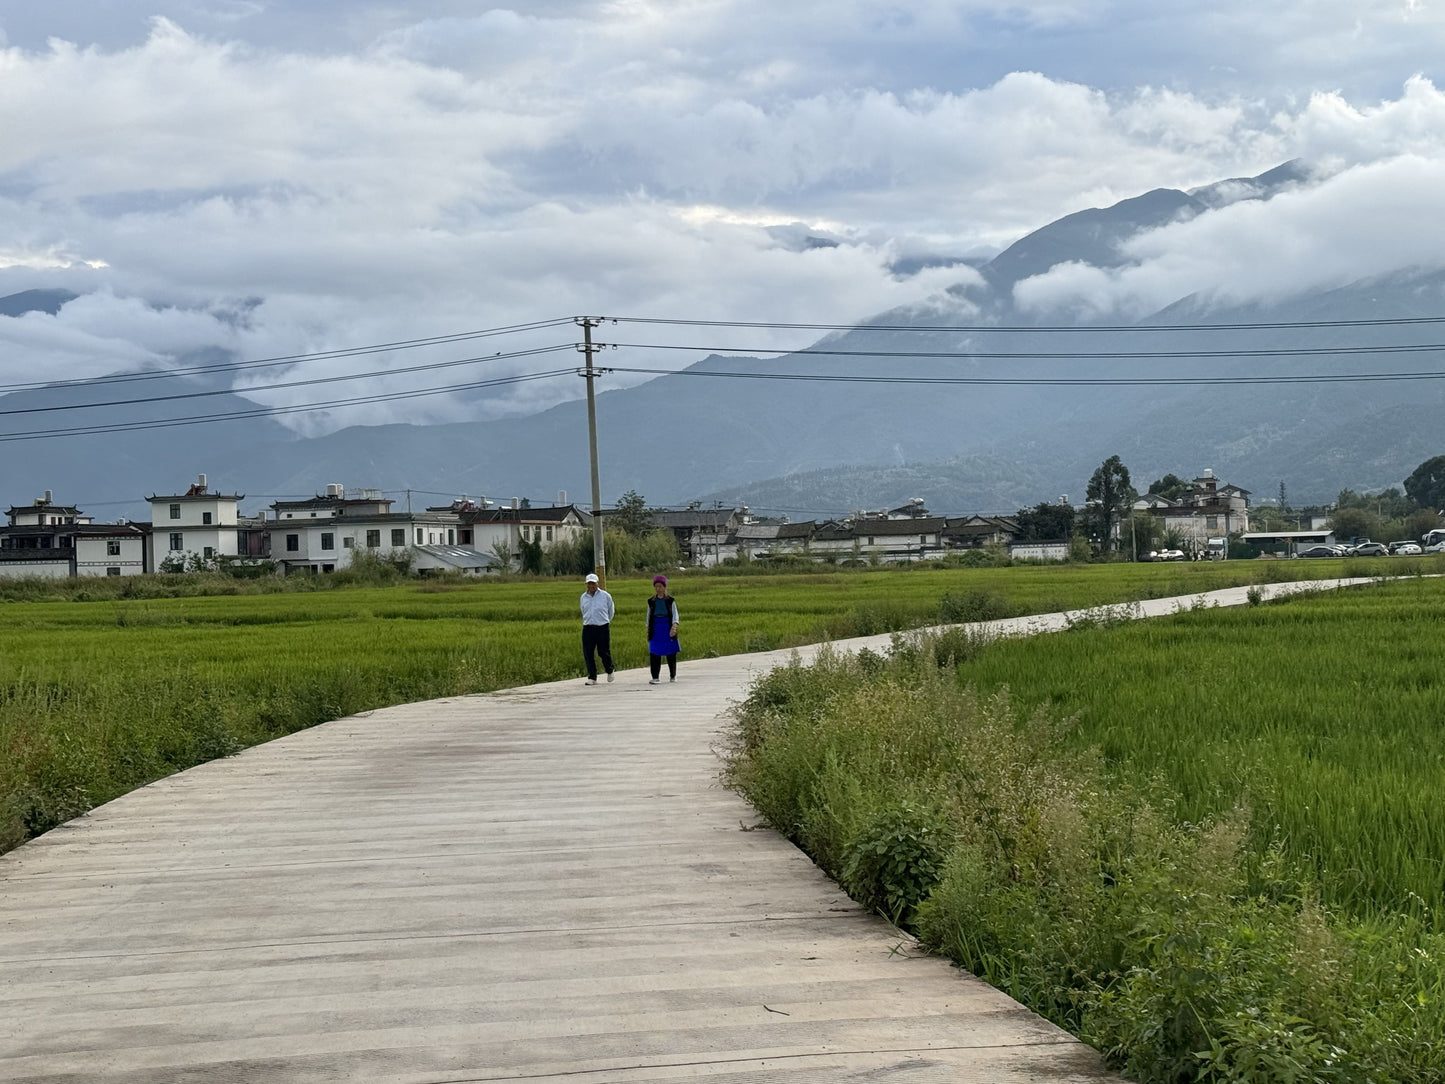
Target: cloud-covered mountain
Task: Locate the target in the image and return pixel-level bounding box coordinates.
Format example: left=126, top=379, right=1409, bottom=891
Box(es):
left=3, top=161, right=1442, bottom=520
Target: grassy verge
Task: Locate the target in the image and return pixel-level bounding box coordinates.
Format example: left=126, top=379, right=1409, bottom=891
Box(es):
left=726, top=579, right=1445, bottom=1082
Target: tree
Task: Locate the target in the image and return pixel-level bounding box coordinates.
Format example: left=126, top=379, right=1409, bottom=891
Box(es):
left=489, top=539, right=515, bottom=571
left=613, top=489, right=653, bottom=536
left=1015, top=501, right=1075, bottom=541
left=517, top=535, right=543, bottom=574
left=1147, top=473, right=1188, bottom=501
left=1404, top=456, right=1445, bottom=510
left=1329, top=506, right=1376, bottom=543
left=1085, top=455, right=1135, bottom=553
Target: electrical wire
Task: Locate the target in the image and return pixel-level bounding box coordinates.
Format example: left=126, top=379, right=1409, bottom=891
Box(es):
left=0, top=317, right=574, bottom=395
left=597, top=341, right=1445, bottom=361
left=603, top=364, right=1445, bottom=386
left=0, top=367, right=581, bottom=443
left=604, top=314, right=1445, bottom=333
left=0, top=344, right=576, bottom=418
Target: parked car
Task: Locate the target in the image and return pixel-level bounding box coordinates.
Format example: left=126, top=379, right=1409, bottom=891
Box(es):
left=1389, top=541, right=1422, bottom=555
left=1297, top=545, right=1343, bottom=558
left=1353, top=542, right=1389, bottom=557
left=1149, top=548, right=1186, bottom=561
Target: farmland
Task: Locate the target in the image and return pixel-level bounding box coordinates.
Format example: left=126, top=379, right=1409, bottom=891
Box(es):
left=0, top=557, right=1403, bottom=853
left=728, top=571, right=1445, bottom=1082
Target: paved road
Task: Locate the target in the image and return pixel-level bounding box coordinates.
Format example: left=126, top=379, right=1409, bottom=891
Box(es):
left=0, top=579, right=1370, bottom=1082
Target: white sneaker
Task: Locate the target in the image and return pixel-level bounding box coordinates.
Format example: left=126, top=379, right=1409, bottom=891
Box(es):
left=669, top=675, right=676, bottom=682
left=606, top=671, right=614, bottom=683
left=584, top=678, right=597, bottom=686
left=648, top=678, right=660, bottom=685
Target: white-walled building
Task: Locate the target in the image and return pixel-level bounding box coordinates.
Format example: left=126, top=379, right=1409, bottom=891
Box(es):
left=146, top=474, right=243, bottom=572
left=0, top=493, right=147, bottom=578
left=269, top=486, right=465, bottom=573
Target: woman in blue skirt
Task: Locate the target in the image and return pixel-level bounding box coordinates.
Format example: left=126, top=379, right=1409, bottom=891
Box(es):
left=646, top=575, right=680, bottom=684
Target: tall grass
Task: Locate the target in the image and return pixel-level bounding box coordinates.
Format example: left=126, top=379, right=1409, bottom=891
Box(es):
left=727, top=590, right=1445, bottom=1083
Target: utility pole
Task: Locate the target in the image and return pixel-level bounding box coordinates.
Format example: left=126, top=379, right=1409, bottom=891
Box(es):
left=576, top=317, right=607, bottom=585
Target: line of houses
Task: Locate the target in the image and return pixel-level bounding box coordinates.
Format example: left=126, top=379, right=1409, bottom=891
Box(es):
left=0, top=469, right=1278, bottom=581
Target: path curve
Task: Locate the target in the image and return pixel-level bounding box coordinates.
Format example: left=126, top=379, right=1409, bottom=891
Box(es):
left=0, top=578, right=1374, bottom=1082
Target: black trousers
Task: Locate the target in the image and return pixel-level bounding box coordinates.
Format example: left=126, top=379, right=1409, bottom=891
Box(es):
left=582, top=623, right=613, bottom=680
left=649, top=653, right=677, bottom=680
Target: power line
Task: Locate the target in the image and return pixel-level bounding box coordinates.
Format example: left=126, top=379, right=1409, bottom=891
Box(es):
left=604, top=364, right=1445, bottom=386
left=598, top=341, right=1445, bottom=361
left=0, top=344, right=575, bottom=418
left=0, top=367, right=581, bottom=443
left=0, top=317, right=574, bottom=395
left=606, top=314, right=1445, bottom=333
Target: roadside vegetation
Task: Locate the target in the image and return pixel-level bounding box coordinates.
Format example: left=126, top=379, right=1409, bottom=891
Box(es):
left=3, top=558, right=1423, bottom=854
left=727, top=575, right=1445, bottom=1083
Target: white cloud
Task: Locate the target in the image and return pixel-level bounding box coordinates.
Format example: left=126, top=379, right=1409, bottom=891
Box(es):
left=2, top=6, right=1445, bottom=431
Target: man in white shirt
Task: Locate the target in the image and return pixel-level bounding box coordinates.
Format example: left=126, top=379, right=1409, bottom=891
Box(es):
left=579, top=573, right=616, bottom=685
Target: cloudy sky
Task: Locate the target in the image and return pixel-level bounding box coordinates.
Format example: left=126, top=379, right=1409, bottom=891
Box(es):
left=3, top=1, right=1445, bottom=430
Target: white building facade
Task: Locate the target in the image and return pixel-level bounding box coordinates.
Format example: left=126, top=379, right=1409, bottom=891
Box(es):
left=146, top=475, right=242, bottom=572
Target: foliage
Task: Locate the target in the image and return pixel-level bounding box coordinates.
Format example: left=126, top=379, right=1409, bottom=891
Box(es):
left=727, top=611, right=1445, bottom=1083
left=613, top=489, right=654, bottom=536
left=1015, top=500, right=1076, bottom=542
left=1085, top=454, right=1135, bottom=552
left=1403, top=455, right=1445, bottom=510
left=1147, top=473, right=1189, bottom=501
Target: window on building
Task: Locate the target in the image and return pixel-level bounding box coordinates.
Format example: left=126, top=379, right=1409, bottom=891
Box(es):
left=169, top=504, right=181, bottom=519
left=320, top=533, right=335, bottom=551
left=202, top=512, right=213, bottom=525
left=107, top=567, right=121, bottom=577
left=169, top=532, right=184, bottom=551
left=1206, top=515, right=1219, bottom=529
left=392, top=528, right=406, bottom=547
left=546, top=526, right=553, bottom=542
left=867, top=536, right=875, bottom=546
left=342, top=536, right=354, bottom=549
left=416, top=528, right=424, bottom=544
left=286, top=534, right=300, bottom=552
left=203, top=546, right=214, bottom=559
left=366, top=529, right=381, bottom=547
left=459, top=529, right=472, bottom=544
left=322, top=564, right=334, bottom=573
left=107, top=540, right=121, bottom=556
left=447, top=528, right=455, bottom=545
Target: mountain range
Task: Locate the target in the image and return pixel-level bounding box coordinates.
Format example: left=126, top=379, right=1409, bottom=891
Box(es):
left=3, top=159, right=1443, bottom=521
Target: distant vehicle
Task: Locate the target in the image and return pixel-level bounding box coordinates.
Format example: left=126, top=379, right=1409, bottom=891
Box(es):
left=1392, top=542, right=1423, bottom=556
left=1353, top=542, right=1389, bottom=557
left=1425, top=529, right=1445, bottom=553
left=1150, top=548, right=1186, bottom=561
left=1297, top=545, right=1343, bottom=558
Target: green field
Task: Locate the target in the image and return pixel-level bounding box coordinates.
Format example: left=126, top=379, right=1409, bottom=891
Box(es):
left=0, top=558, right=1401, bottom=853
left=728, top=572, right=1445, bottom=1082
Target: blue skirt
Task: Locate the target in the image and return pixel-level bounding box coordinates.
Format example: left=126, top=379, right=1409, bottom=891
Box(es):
left=648, top=629, right=679, bottom=656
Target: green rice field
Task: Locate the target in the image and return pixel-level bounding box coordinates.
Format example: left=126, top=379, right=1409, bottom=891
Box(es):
left=956, top=574, right=1445, bottom=922
left=0, top=556, right=1430, bottom=854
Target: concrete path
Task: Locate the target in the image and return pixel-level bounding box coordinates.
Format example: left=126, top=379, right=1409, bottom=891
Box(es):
left=0, top=578, right=1373, bottom=1082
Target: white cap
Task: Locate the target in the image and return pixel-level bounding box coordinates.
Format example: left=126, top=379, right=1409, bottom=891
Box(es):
left=585, top=573, right=599, bottom=583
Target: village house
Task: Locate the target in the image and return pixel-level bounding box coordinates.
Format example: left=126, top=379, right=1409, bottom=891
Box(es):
left=448, top=500, right=591, bottom=561
left=269, top=485, right=465, bottom=574
left=146, top=475, right=243, bottom=572
left=942, top=514, right=1020, bottom=550
left=1133, top=470, right=1250, bottom=554
left=732, top=519, right=815, bottom=561
left=648, top=507, right=740, bottom=566
left=810, top=515, right=949, bottom=563
left=0, top=492, right=147, bottom=578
